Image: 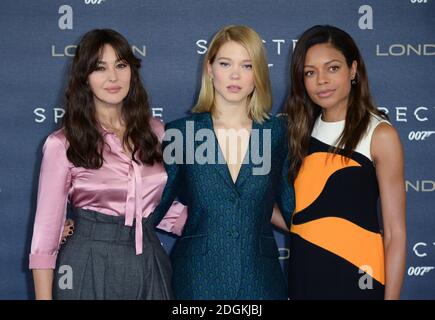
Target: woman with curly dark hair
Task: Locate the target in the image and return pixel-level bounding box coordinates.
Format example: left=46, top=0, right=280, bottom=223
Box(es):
left=29, top=29, right=186, bottom=300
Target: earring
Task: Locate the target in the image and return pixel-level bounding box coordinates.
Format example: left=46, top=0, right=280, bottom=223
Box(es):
left=351, top=76, right=357, bottom=85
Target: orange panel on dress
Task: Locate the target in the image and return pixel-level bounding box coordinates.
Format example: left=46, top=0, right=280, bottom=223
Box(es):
left=294, top=152, right=361, bottom=214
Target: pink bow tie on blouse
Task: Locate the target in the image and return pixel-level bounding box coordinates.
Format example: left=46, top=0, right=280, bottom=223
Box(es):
left=29, top=119, right=187, bottom=270
left=126, top=160, right=156, bottom=255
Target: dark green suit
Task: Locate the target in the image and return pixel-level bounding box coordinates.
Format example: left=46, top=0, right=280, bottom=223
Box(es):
left=151, top=112, right=294, bottom=299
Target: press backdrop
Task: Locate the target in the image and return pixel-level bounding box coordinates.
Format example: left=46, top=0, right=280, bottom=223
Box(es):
left=0, top=0, right=434, bottom=299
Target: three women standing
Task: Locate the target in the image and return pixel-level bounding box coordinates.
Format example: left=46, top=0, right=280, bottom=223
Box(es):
left=30, top=24, right=406, bottom=300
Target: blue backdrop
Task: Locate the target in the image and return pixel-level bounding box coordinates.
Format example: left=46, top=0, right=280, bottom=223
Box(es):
left=0, top=0, right=434, bottom=299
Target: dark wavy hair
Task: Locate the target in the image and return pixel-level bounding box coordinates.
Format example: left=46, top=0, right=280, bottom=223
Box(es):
left=285, top=25, right=387, bottom=181
left=63, top=28, right=162, bottom=168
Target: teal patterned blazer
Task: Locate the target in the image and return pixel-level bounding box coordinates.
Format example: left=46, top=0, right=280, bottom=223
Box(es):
left=151, top=112, right=294, bottom=300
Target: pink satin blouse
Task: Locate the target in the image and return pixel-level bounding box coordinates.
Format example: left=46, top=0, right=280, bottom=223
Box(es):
left=29, top=118, right=187, bottom=269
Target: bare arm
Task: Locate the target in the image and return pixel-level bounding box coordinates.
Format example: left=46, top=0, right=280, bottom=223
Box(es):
left=33, top=269, right=54, bottom=300
left=372, top=123, right=407, bottom=300
left=271, top=204, right=290, bottom=233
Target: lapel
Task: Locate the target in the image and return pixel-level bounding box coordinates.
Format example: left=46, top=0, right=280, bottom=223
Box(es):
left=200, top=112, right=237, bottom=192
left=235, top=120, right=261, bottom=189
left=201, top=112, right=262, bottom=193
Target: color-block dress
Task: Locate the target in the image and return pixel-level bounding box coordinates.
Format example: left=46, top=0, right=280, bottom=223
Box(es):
left=288, top=114, right=389, bottom=299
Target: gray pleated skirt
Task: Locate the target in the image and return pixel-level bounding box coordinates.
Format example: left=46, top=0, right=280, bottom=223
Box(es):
left=53, top=207, right=173, bottom=300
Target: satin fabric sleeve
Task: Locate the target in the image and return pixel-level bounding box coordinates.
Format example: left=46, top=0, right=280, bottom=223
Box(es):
left=275, top=116, right=295, bottom=226
left=156, top=201, right=187, bottom=236
left=29, top=133, right=71, bottom=269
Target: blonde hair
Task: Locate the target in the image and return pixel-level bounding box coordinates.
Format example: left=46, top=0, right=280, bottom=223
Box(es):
left=192, top=25, right=272, bottom=123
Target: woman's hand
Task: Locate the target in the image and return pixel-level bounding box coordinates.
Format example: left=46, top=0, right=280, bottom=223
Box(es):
left=60, top=219, right=74, bottom=244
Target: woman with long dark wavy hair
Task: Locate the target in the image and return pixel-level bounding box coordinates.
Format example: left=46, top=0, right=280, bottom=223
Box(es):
left=282, top=25, right=406, bottom=299
left=29, top=29, right=186, bottom=300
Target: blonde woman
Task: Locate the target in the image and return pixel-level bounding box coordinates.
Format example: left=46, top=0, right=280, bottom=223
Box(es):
left=150, top=25, right=294, bottom=299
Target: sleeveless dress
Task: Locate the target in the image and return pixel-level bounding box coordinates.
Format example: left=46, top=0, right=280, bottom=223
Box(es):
left=288, top=114, right=389, bottom=299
